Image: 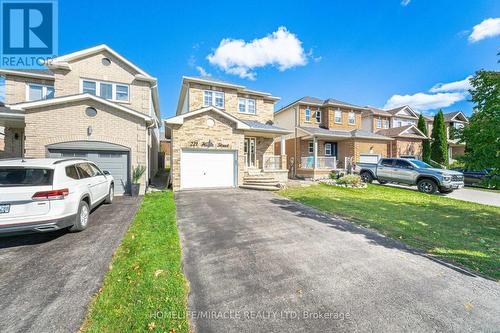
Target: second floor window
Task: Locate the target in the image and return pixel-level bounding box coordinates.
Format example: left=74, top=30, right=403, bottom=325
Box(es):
left=204, top=90, right=224, bottom=108
left=82, top=80, right=129, bottom=102
left=383, top=119, right=389, bottom=129
left=376, top=117, right=382, bottom=128
left=305, top=108, right=311, bottom=122
left=334, top=110, right=342, bottom=123
left=315, top=110, right=321, bottom=123
left=238, top=98, right=256, bottom=114
left=28, top=84, right=54, bottom=101
left=348, top=112, right=356, bottom=125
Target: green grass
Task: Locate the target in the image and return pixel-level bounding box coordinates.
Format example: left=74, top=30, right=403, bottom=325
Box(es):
left=81, top=191, right=189, bottom=333
left=280, top=184, right=500, bottom=280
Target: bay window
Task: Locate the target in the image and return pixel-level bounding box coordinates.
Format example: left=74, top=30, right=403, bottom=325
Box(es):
left=376, top=117, right=382, bottom=128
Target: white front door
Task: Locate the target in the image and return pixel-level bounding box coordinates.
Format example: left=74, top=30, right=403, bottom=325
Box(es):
left=180, top=150, right=236, bottom=189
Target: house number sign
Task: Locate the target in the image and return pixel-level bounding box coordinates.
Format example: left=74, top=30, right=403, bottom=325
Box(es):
left=189, top=140, right=230, bottom=148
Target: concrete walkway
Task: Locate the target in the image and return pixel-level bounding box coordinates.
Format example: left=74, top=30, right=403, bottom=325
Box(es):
left=443, top=188, right=500, bottom=207
left=175, top=189, right=500, bottom=333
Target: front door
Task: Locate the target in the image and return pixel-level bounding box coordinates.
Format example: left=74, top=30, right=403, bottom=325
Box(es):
left=244, top=138, right=256, bottom=168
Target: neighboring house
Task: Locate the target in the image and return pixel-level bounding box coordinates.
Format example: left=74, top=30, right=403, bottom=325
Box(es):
left=274, top=97, right=394, bottom=179
left=160, top=129, right=171, bottom=169
left=376, top=125, right=427, bottom=159
left=0, top=44, right=161, bottom=195
left=164, top=76, right=290, bottom=191
left=425, top=111, right=469, bottom=163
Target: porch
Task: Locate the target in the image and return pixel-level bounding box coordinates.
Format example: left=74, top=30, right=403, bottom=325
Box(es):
left=0, top=107, right=25, bottom=158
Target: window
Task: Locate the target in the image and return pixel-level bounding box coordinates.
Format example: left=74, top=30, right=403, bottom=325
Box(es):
left=116, top=85, right=129, bottom=101
left=65, top=165, right=80, bottom=180
left=348, top=112, right=355, bottom=125
left=308, top=141, right=314, bottom=154
left=305, top=108, right=311, bottom=122
left=395, top=160, right=413, bottom=169
left=88, top=163, right=103, bottom=176
left=325, top=143, right=332, bottom=156
left=203, top=90, right=224, bottom=108
left=81, top=80, right=129, bottom=101
left=82, top=80, right=97, bottom=95
left=100, top=83, right=113, bottom=99
left=380, top=159, right=394, bottom=167
left=28, top=84, right=54, bottom=101
left=0, top=168, right=53, bottom=187
left=383, top=119, right=389, bottom=129
left=334, top=109, right=342, bottom=123
left=76, top=163, right=93, bottom=179
left=315, top=110, right=321, bottom=123
left=238, top=98, right=256, bottom=114
left=397, top=121, right=402, bottom=127
left=376, top=117, right=382, bottom=129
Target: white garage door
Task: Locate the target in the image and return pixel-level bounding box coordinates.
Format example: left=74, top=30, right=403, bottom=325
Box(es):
left=181, top=150, right=236, bottom=189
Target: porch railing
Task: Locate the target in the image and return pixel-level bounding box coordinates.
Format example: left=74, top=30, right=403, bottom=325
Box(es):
left=300, top=156, right=337, bottom=169
left=263, top=155, right=282, bottom=170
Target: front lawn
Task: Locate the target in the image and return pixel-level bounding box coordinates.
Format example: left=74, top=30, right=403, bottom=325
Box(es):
left=81, top=191, right=189, bottom=333
left=280, top=184, right=500, bottom=280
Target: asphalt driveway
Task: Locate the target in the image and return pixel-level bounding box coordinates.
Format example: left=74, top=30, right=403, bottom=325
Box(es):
left=0, top=196, right=141, bottom=333
left=175, top=189, right=500, bottom=333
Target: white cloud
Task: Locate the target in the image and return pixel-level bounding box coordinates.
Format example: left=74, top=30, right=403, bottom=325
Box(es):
left=195, top=66, right=211, bottom=77
left=468, top=18, right=500, bottom=43
left=401, top=0, right=411, bottom=6
left=207, top=26, right=308, bottom=80
left=429, top=76, right=472, bottom=93
left=384, top=92, right=466, bottom=111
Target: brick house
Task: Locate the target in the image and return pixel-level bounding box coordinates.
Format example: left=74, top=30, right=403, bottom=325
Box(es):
left=164, top=77, right=290, bottom=191
left=425, top=111, right=468, bottom=164
left=274, top=97, right=394, bottom=179
left=0, top=45, right=161, bottom=194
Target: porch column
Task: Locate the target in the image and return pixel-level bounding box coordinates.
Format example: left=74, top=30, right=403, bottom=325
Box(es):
left=313, top=136, right=318, bottom=169
left=280, top=136, right=287, bottom=170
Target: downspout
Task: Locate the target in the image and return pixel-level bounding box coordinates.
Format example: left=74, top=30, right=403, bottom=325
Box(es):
left=294, top=106, right=298, bottom=178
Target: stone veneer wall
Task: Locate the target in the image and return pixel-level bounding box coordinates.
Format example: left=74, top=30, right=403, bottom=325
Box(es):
left=0, top=128, right=24, bottom=158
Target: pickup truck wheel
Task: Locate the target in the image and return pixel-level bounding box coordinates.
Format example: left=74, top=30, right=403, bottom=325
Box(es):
left=69, top=201, right=90, bottom=232
left=360, top=172, right=373, bottom=183
left=417, top=179, right=437, bottom=194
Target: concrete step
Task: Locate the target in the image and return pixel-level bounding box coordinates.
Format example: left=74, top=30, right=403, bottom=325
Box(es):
left=240, top=185, right=280, bottom=191
left=243, top=181, right=280, bottom=187
left=243, top=177, right=276, bottom=182
left=243, top=179, right=279, bottom=185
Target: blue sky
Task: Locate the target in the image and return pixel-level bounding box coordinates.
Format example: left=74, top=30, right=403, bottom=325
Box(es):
left=2, top=0, right=500, bottom=118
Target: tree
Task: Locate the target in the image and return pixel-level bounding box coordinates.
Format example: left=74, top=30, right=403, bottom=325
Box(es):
left=417, top=114, right=431, bottom=163
left=458, top=70, right=500, bottom=171
left=430, top=110, right=448, bottom=166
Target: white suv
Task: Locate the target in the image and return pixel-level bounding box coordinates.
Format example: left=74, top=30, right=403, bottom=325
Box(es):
left=0, top=158, right=114, bottom=234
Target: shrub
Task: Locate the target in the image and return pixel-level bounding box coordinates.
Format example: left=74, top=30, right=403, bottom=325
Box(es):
left=132, top=165, right=146, bottom=184
left=336, top=174, right=362, bottom=187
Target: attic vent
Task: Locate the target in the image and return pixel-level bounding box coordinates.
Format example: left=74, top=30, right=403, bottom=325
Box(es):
left=85, top=107, right=97, bottom=117
left=101, top=58, right=111, bottom=66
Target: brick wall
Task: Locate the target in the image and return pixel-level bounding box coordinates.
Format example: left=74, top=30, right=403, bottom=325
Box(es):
left=4, top=75, right=54, bottom=104
left=0, top=128, right=23, bottom=158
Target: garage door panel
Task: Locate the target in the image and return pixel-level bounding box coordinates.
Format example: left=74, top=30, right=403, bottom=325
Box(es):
left=181, top=150, right=236, bottom=189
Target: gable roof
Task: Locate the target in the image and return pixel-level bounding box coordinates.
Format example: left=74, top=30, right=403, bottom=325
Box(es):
left=165, top=106, right=251, bottom=129
left=386, top=105, right=419, bottom=118
left=444, top=111, right=468, bottom=122
left=363, top=107, right=392, bottom=117
left=9, top=93, right=153, bottom=122
left=49, top=44, right=154, bottom=78
left=376, top=124, right=427, bottom=138
left=276, top=96, right=368, bottom=115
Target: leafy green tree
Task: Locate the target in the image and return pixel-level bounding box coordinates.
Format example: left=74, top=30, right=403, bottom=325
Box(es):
left=431, top=110, right=448, bottom=166
left=459, top=70, right=500, bottom=171
left=417, top=114, right=431, bottom=163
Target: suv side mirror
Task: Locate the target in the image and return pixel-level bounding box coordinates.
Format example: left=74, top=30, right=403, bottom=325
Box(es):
left=103, top=170, right=110, bottom=175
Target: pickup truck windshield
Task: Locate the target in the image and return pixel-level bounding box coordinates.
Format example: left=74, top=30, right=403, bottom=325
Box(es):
left=0, top=168, right=53, bottom=187
left=409, top=160, right=432, bottom=169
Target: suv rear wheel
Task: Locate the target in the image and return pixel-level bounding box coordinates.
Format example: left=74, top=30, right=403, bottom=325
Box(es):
left=69, top=200, right=90, bottom=232
left=104, top=184, right=114, bottom=204
left=417, top=179, right=437, bottom=194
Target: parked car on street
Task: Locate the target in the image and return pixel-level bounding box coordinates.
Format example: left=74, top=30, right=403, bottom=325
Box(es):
left=357, top=158, right=464, bottom=194
left=450, top=168, right=496, bottom=187
left=0, top=158, right=114, bottom=234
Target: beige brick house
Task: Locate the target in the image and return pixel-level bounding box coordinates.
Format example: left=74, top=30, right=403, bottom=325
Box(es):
left=164, top=77, right=290, bottom=191
left=274, top=97, right=394, bottom=179
left=0, top=44, right=161, bottom=194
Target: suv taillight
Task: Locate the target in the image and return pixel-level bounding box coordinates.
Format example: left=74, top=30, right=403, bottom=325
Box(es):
left=32, top=188, right=69, bottom=200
